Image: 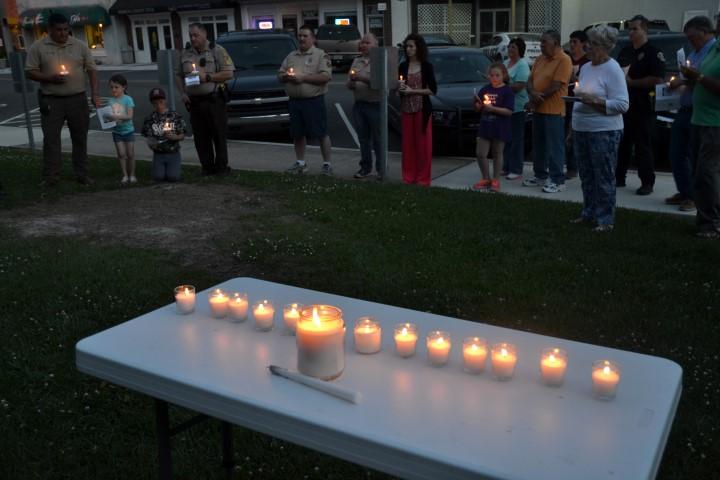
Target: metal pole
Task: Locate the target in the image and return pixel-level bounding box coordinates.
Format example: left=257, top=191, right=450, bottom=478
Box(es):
left=448, top=0, right=453, bottom=41
left=166, top=51, right=176, bottom=112
left=14, top=53, right=35, bottom=152
left=379, top=47, right=388, bottom=180
left=511, top=0, right=516, bottom=32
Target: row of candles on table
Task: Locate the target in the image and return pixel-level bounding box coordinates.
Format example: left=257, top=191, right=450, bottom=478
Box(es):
left=174, top=285, right=621, bottom=399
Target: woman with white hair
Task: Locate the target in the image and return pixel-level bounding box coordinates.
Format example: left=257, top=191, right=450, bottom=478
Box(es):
left=569, top=25, right=629, bottom=231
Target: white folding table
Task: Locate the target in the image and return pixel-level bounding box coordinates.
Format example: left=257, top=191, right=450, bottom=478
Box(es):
left=76, top=277, right=682, bottom=479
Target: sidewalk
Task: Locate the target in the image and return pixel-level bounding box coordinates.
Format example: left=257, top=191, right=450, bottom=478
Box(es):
left=0, top=63, right=158, bottom=75
left=0, top=124, right=693, bottom=217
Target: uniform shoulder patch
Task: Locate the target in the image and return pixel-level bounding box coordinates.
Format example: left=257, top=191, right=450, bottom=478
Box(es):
left=322, top=53, right=331, bottom=69
left=657, top=51, right=666, bottom=62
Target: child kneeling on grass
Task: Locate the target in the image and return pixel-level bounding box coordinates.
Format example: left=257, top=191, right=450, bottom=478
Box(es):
left=473, top=63, right=514, bottom=192
left=141, top=88, right=186, bottom=182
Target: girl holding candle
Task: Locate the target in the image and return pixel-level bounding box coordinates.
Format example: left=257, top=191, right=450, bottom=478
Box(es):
left=141, top=88, right=187, bottom=183
left=472, top=63, right=514, bottom=193
left=105, top=75, right=136, bottom=185
left=398, top=34, right=437, bottom=186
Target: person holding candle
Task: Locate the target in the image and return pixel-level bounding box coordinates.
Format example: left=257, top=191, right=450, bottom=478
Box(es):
left=569, top=26, right=629, bottom=232
left=472, top=63, right=514, bottom=193
left=398, top=33, right=437, bottom=186
left=564, top=31, right=591, bottom=180
left=105, top=75, right=136, bottom=185
left=502, top=38, right=531, bottom=181
left=25, top=13, right=101, bottom=188
left=141, top=88, right=187, bottom=183
left=347, top=33, right=383, bottom=180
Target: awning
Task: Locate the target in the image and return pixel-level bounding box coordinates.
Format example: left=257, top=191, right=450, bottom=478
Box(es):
left=20, top=6, right=111, bottom=28
left=109, top=0, right=233, bottom=16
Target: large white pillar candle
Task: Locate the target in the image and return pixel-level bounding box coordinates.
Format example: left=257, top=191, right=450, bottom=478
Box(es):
left=426, top=331, right=451, bottom=366
left=540, top=348, right=568, bottom=387
left=208, top=289, right=229, bottom=319
left=353, top=316, right=381, bottom=354
left=592, top=360, right=621, bottom=400
left=393, top=323, right=418, bottom=358
left=296, top=305, right=345, bottom=380
left=174, top=285, right=196, bottom=314
left=228, top=292, right=248, bottom=322
left=253, top=300, right=275, bottom=331
left=491, top=343, right=517, bottom=380
left=463, top=337, right=488, bottom=373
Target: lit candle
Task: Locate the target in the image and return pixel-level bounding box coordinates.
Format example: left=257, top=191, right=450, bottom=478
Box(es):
left=283, top=303, right=302, bottom=333
left=287, top=67, right=295, bottom=76
left=349, top=68, right=356, bottom=76
left=393, top=323, right=417, bottom=358
left=191, top=63, right=198, bottom=73
left=483, top=94, right=491, bottom=105
left=208, top=289, right=229, bottom=319
left=540, top=348, right=568, bottom=387
left=228, top=292, right=248, bottom=322
left=296, top=305, right=345, bottom=380
left=162, top=121, right=173, bottom=133
left=353, top=316, right=381, bottom=354
left=174, top=285, right=195, bottom=314
left=59, top=64, right=69, bottom=76
left=399, top=74, right=404, bottom=82
left=592, top=360, right=621, bottom=400
left=491, top=343, right=517, bottom=380
left=426, top=331, right=451, bottom=366
left=253, top=300, right=275, bottom=331
left=463, top=337, right=488, bottom=374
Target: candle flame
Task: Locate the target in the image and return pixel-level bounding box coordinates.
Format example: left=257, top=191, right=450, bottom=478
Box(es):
left=184, top=287, right=190, bottom=296
left=399, top=75, right=403, bottom=81
left=258, top=303, right=265, bottom=313
left=401, top=327, right=408, bottom=336
left=501, top=347, right=508, bottom=357
left=192, top=63, right=196, bottom=70
left=364, top=325, right=372, bottom=333
left=437, top=337, right=445, bottom=344
left=312, top=307, right=320, bottom=326
left=350, top=69, right=355, bottom=75
left=235, top=297, right=242, bottom=304
left=549, top=354, right=556, bottom=362
left=471, top=344, right=478, bottom=352
left=603, top=365, right=611, bottom=375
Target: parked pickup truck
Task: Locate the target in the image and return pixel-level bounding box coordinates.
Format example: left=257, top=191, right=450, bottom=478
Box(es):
left=315, top=24, right=361, bottom=70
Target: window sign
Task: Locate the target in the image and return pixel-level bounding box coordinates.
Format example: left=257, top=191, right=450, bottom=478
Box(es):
left=258, top=21, right=274, bottom=30
left=334, top=18, right=351, bottom=26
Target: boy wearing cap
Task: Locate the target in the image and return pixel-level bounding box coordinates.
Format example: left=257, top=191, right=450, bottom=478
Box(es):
left=141, top=88, right=187, bottom=182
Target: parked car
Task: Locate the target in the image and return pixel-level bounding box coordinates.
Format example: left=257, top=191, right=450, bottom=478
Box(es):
left=584, top=19, right=670, bottom=33
left=315, top=24, right=361, bottom=70
left=478, top=32, right=542, bottom=65
left=423, top=34, right=457, bottom=46
left=217, top=30, right=298, bottom=131
left=389, top=46, right=531, bottom=156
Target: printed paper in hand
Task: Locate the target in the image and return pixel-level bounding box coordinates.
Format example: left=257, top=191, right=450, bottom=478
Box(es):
left=97, top=106, right=116, bottom=130
left=676, top=48, right=686, bottom=70
left=654, top=84, right=681, bottom=112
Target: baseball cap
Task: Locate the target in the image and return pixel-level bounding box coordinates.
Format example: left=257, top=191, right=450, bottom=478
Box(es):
left=149, top=87, right=166, bottom=101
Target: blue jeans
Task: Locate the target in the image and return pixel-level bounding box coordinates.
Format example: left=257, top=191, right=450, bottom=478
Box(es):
left=152, top=151, right=182, bottom=182
left=503, top=111, right=526, bottom=175
left=532, top=113, right=565, bottom=184
left=574, top=130, right=623, bottom=226
left=669, top=108, right=694, bottom=199
left=352, top=101, right=382, bottom=173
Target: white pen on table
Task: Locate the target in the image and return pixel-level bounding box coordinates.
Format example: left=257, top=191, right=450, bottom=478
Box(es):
left=268, top=365, right=360, bottom=404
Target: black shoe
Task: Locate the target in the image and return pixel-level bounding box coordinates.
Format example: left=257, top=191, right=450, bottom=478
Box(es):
left=353, top=170, right=371, bottom=179
left=636, top=184, right=653, bottom=196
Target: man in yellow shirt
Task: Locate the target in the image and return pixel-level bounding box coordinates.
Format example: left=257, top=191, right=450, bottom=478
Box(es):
left=522, top=30, right=573, bottom=193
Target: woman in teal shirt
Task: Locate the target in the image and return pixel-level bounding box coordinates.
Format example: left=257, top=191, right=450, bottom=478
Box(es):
left=503, top=38, right=531, bottom=180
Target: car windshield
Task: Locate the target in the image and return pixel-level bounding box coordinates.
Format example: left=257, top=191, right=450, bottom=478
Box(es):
left=430, top=51, right=491, bottom=84
left=317, top=26, right=360, bottom=41
left=221, top=38, right=297, bottom=70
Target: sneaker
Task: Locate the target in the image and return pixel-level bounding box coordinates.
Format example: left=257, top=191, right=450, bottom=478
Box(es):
left=286, top=161, right=307, bottom=174
left=472, top=179, right=492, bottom=191
left=542, top=182, right=566, bottom=193
left=679, top=199, right=696, bottom=212
left=593, top=224, right=614, bottom=232
left=121, top=176, right=129, bottom=185
left=490, top=179, right=501, bottom=192
left=566, top=169, right=578, bottom=179
left=696, top=230, right=720, bottom=239
left=636, top=184, right=653, bottom=196
left=129, top=176, right=138, bottom=184
left=506, top=173, right=522, bottom=180
left=321, top=163, right=333, bottom=176
left=522, top=177, right=546, bottom=187
left=354, top=170, right=371, bottom=179
left=665, top=193, right=684, bottom=205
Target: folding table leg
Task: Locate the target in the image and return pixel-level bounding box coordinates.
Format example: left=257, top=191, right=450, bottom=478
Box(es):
left=155, top=399, right=173, bottom=480
left=221, top=421, right=234, bottom=476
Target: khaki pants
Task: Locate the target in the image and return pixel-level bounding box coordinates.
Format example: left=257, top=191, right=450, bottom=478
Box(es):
left=40, top=93, right=90, bottom=181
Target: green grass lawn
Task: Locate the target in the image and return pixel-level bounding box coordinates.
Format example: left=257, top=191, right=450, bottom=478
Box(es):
left=1, top=147, right=718, bottom=479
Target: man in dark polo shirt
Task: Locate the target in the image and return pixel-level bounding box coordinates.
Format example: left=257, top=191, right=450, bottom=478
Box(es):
left=25, top=13, right=100, bottom=187
left=616, top=15, right=665, bottom=195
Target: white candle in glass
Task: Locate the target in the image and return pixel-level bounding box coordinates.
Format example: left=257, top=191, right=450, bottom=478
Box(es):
left=174, top=285, right=195, bottom=314
left=491, top=343, right=517, bottom=380
left=393, top=323, right=417, bottom=358
left=228, top=292, right=248, bottom=322
left=296, top=305, right=345, bottom=380
left=353, top=317, right=381, bottom=354
left=540, top=348, right=568, bottom=386
left=208, top=289, right=229, bottom=318
left=426, top=331, right=451, bottom=366
left=592, top=360, right=621, bottom=399
left=463, top=337, right=488, bottom=373
left=283, top=303, right=302, bottom=333
left=253, top=300, right=275, bottom=331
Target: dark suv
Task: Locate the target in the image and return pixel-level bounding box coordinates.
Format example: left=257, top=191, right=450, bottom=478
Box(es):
left=217, top=30, right=298, bottom=130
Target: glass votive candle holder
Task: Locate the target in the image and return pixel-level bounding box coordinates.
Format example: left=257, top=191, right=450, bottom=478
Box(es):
left=227, top=292, right=248, bottom=323
left=491, top=343, right=518, bottom=380
left=174, top=285, right=196, bottom=314
left=394, top=323, right=418, bottom=358
left=208, top=288, right=229, bottom=318
left=353, top=316, right=382, bottom=354
left=283, top=303, right=302, bottom=334
left=253, top=300, right=275, bottom=331
left=426, top=331, right=451, bottom=366
left=540, top=347, right=568, bottom=387
left=463, top=337, right=488, bottom=374
left=592, top=360, right=621, bottom=400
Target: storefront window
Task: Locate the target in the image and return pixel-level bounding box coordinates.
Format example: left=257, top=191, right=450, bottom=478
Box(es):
left=85, top=23, right=104, bottom=49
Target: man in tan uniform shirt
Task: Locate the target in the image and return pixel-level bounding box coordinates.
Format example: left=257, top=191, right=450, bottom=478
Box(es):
left=175, top=23, right=234, bottom=175
left=279, top=25, right=333, bottom=175
left=25, top=13, right=100, bottom=187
